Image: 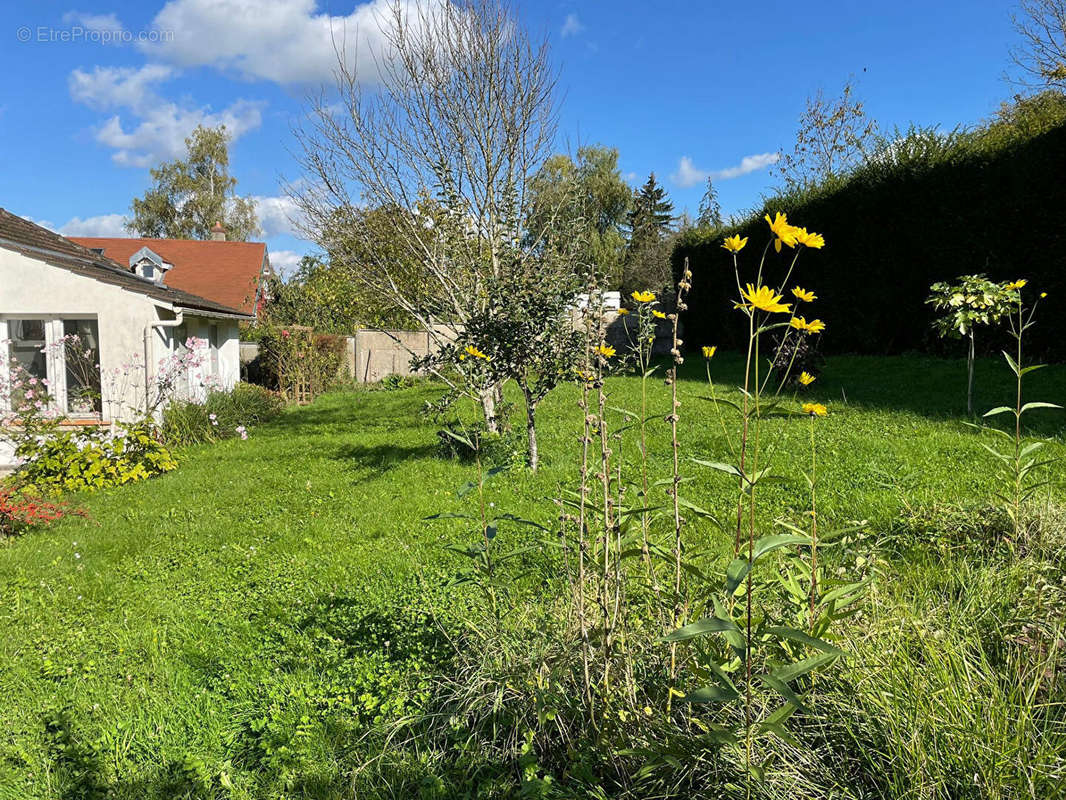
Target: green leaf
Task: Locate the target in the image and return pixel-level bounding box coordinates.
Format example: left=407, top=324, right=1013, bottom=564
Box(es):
left=1020, top=364, right=1047, bottom=376
left=684, top=683, right=740, bottom=704
left=725, top=534, right=810, bottom=594
left=1002, top=350, right=1020, bottom=376
left=762, top=626, right=845, bottom=655
left=691, top=459, right=742, bottom=478
left=983, top=406, right=1015, bottom=418
left=664, top=615, right=741, bottom=642
left=724, top=557, right=750, bottom=596
left=759, top=673, right=810, bottom=715
left=770, top=652, right=838, bottom=684
left=1020, top=401, right=1063, bottom=414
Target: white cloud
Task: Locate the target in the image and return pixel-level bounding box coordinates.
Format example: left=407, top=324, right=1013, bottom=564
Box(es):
left=60, top=213, right=129, bottom=237
left=268, top=249, right=306, bottom=279
left=671, top=152, right=780, bottom=187
left=69, top=64, right=263, bottom=167
left=141, top=0, right=427, bottom=86
left=61, top=11, right=128, bottom=43
left=252, top=195, right=305, bottom=238
left=561, top=13, right=584, bottom=38
left=69, top=64, right=175, bottom=111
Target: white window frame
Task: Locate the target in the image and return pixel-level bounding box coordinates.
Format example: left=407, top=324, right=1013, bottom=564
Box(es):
left=0, top=315, right=102, bottom=420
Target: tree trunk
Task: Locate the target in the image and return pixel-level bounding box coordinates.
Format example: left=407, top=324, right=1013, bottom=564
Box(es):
left=523, top=387, right=538, bottom=472
left=480, top=384, right=500, bottom=434
left=967, top=332, right=975, bottom=415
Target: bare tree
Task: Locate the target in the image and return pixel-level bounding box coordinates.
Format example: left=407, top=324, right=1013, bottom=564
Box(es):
left=1010, top=0, right=1066, bottom=89
left=773, top=78, right=878, bottom=191
left=290, top=0, right=563, bottom=431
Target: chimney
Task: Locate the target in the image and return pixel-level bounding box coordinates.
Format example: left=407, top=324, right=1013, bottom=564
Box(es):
left=210, top=221, right=226, bottom=241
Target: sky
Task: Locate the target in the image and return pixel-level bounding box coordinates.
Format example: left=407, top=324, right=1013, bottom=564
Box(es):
left=0, top=0, right=1027, bottom=278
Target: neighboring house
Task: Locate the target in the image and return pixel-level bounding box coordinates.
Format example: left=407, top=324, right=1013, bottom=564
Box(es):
left=0, top=209, right=254, bottom=470
left=72, top=222, right=272, bottom=318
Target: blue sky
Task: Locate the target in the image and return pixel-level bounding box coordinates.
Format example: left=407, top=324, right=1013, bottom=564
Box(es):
left=0, top=0, right=1024, bottom=276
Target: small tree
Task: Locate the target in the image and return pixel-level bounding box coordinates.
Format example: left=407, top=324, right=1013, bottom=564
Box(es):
left=774, top=78, right=878, bottom=191
left=291, top=0, right=562, bottom=433
left=129, top=125, right=259, bottom=240
left=927, top=275, right=1015, bottom=414
left=696, top=177, right=723, bottom=230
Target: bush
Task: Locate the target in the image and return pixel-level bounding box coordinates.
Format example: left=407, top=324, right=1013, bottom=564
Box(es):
left=162, top=383, right=283, bottom=446
left=252, top=327, right=346, bottom=403
left=674, top=92, right=1066, bottom=360
left=12, top=423, right=178, bottom=493
left=0, top=487, right=84, bottom=536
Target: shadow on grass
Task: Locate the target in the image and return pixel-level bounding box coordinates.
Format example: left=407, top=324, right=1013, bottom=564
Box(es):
left=675, top=352, right=1066, bottom=435
left=332, top=441, right=438, bottom=469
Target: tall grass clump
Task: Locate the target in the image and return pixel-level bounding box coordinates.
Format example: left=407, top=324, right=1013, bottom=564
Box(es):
left=162, top=383, right=283, bottom=446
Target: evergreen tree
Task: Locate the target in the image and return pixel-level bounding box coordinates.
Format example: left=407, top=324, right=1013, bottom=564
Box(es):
left=627, top=172, right=674, bottom=250
left=697, top=177, right=723, bottom=229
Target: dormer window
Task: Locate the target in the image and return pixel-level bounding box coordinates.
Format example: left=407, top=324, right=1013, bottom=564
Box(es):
left=128, top=246, right=171, bottom=285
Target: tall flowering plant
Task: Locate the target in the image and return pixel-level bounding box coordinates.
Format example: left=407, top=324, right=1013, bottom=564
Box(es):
left=666, top=214, right=866, bottom=790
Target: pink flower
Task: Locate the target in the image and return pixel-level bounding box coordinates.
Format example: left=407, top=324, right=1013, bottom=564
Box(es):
left=235, top=425, right=248, bottom=440
left=281, top=329, right=290, bottom=338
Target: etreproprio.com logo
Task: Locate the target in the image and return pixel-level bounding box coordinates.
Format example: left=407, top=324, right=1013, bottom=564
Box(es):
left=16, top=26, right=175, bottom=45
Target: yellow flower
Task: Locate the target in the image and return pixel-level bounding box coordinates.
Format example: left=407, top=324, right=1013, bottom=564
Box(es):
left=1006, top=279, right=1027, bottom=290
left=740, top=283, right=792, bottom=314
left=721, top=234, right=748, bottom=254
left=617, top=308, right=630, bottom=315
left=792, top=287, right=817, bottom=302
left=464, top=345, right=489, bottom=360
left=1041, top=292, right=1048, bottom=298
left=790, top=316, right=826, bottom=334
left=595, top=344, right=616, bottom=358
left=702, top=345, right=717, bottom=359
left=631, top=290, right=656, bottom=303
left=765, top=211, right=800, bottom=252
left=798, top=371, right=815, bottom=386
left=793, top=228, right=826, bottom=249
left=652, top=310, right=666, bottom=319
left=802, top=402, right=828, bottom=417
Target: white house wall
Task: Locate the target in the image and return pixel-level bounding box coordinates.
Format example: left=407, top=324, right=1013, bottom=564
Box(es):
left=1, top=246, right=170, bottom=421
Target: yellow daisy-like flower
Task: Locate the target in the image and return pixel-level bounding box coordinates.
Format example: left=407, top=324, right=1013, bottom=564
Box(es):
left=792, top=287, right=817, bottom=302
left=765, top=211, right=800, bottom=252
left=1041, top=292, right=1048, bottom=298
left=793, top=228, right=826, bottom=249
left=798, top=371, right=815, bottom=386
left=802, top=402, right=828, bottom=417
left=631, top=290, right=656, bottom=303
left=464, top=345, right=489, bottom=360
left=652, top=310, right=666, bottom=319
left=617, top=308, right=629, bottom=315
left=702, top=345, right=717, bottom=359
left=721, top=234, right=748, bottom=254
left=595, top=344, right=616, bottom=358
left=789, top=316, right=826, bottom=334
left=740, top=283, right=792, bottom=314
left=1006, top=279, right=1028, bottom=290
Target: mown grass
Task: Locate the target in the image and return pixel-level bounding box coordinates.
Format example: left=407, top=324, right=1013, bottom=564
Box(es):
left=1, top=354, right=1064, bottom=799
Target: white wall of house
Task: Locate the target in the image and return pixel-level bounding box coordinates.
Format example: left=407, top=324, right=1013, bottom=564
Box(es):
left=0, top=247, right=242, bottom=470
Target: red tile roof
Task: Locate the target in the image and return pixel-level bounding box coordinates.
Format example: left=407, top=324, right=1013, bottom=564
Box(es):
left=0, top=209, right=251, bottom=317
left=71, top=237, right=269, bottom=315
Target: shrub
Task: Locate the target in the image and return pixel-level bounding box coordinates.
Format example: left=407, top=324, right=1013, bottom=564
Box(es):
left=253, top=327, right=345, bottom=403
left=162, top=383, right=283, bottom=446
left=0, top=487, right=84, bottom=536
left=12, top=423, right=177, bottom=493
left=674, top=92, right=1066, bottom=360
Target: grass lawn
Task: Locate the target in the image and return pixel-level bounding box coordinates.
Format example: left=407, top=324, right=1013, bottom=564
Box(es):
left=1, top=354, right=1065, bottom=798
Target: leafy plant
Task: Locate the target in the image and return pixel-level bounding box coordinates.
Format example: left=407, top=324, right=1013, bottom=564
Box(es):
left=971, top=281, right=1061, bottom=541
left=927, top=274, right=1015, bottom=413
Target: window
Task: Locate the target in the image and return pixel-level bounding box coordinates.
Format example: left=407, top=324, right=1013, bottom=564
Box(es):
left=1, top=317, right=103, bottom=418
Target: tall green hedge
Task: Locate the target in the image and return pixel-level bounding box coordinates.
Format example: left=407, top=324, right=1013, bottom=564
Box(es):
left=673, top=94, right=1066, bottom=361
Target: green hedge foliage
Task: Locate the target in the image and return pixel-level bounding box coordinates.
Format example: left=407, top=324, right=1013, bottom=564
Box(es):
left=673, top=92, right=1066, bottom=360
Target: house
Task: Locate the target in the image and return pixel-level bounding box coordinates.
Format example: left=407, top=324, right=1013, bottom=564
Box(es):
left=71, top=221, right=272, bottom=318
left=0, top=209, right=255, bottom=470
